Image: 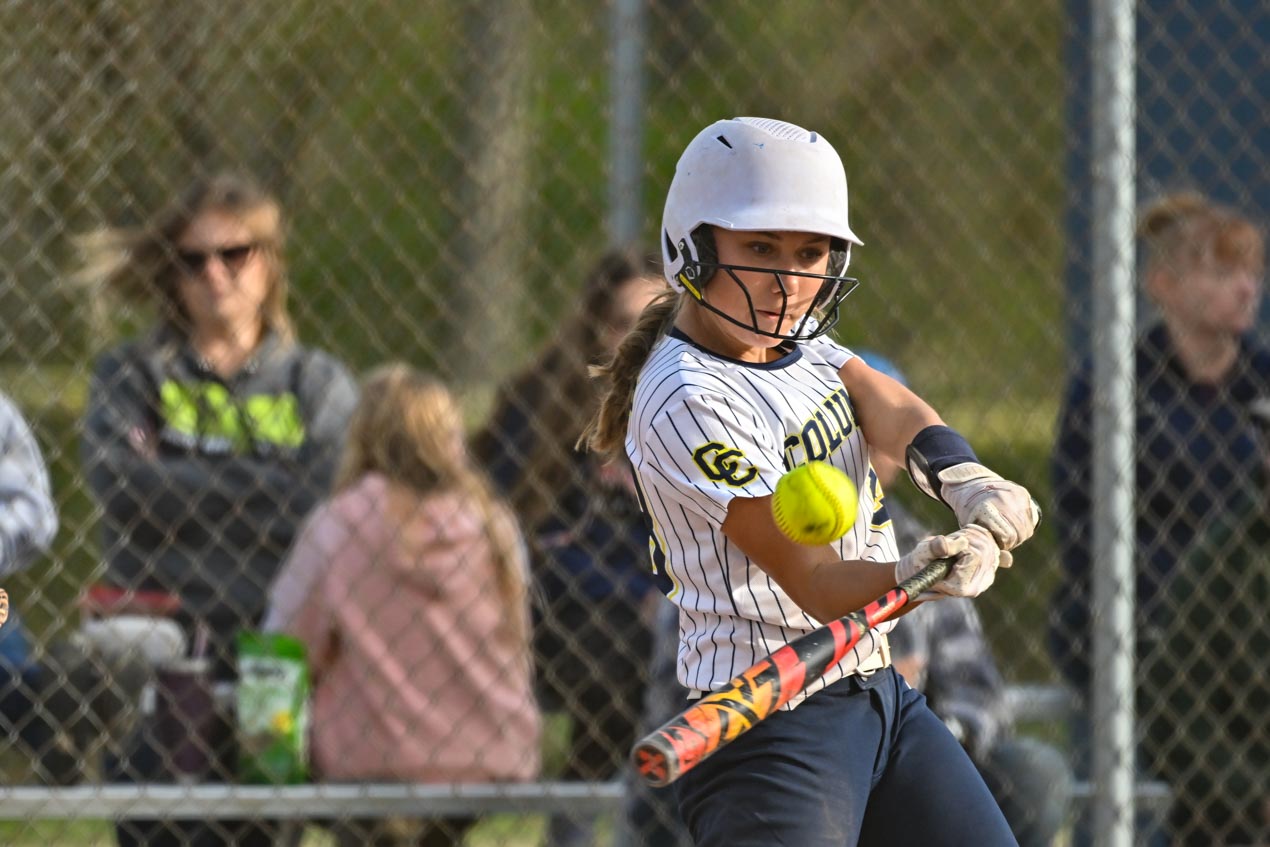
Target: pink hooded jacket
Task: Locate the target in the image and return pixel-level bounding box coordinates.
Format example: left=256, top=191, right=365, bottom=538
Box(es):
left=265, top=472, right=541, bottom=782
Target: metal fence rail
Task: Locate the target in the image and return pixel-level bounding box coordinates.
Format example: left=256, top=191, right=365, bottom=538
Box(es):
left=0, top=783, right=626, bottom=820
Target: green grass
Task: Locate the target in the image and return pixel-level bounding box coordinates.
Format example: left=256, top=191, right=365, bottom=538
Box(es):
left=0, top=818, right=561, bottom=847
left=0, top=822, right=111, bottom=847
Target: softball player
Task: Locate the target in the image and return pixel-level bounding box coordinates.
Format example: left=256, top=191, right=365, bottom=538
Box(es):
left=581, top=117, right=1039, bottom=846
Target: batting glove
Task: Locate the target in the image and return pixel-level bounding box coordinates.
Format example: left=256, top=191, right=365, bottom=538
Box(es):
left=895, top=525, right=1011, bottom=599
left=936, top=463, right=1039, bottom=551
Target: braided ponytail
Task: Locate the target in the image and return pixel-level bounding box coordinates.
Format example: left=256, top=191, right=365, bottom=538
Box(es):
left=579, top=291, right=684, bottom=456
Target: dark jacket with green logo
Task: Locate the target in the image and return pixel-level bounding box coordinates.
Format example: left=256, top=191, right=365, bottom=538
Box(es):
left=81, top=328, right=357, bottom=648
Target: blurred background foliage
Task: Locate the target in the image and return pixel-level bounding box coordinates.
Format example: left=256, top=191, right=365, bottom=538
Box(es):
left=0, top=0, right=1065, bottom=677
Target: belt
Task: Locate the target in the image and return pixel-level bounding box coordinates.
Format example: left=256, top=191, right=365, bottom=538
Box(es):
left=855, top=633, right=891, bottom=677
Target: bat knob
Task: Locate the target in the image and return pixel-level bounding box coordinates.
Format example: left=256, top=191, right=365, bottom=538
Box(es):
left=633, top=744, right=674, bottom=788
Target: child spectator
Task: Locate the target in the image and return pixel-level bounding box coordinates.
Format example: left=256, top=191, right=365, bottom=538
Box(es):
left=267, top=363, right=540, bottom=847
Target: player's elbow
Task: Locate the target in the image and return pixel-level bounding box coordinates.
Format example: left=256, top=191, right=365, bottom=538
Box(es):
left=784, top=574, right=850, bottom=625
left=793, top=592, right=837, bottom=626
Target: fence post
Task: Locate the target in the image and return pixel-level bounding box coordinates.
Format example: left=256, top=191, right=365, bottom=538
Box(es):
left=608, top=0, right=646, bottom=250
left=1089, top=1, right=1137, bottom=845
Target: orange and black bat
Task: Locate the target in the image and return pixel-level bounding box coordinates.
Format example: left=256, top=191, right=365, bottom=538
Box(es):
left=632, top=557, right=953, bottom=787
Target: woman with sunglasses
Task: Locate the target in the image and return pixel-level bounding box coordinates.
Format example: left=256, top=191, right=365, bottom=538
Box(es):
left=74, top=171, right=357, bottom=847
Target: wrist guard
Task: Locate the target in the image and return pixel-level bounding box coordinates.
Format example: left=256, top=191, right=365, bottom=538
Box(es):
left=905, top=425, right=979, bottom=503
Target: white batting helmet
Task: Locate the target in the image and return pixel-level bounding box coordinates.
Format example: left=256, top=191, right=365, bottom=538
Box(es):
left=660, top=117, right=864, bottom=339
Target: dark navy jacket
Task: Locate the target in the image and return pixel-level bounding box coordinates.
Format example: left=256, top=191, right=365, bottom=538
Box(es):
left=1048, top=323, right=1270, bottom=690
left=479, top=394, right=655, bottom=607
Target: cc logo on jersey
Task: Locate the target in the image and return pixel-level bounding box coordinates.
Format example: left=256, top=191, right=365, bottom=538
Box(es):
left=692, top=441, right=758, bottom=487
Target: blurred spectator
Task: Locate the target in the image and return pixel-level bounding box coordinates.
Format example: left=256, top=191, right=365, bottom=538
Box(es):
left=266, top=363, right=540, bottom=847
left=1145, top=486, right=1268, bottom=846
left=1049, top=191, right=1267, bottom=845
left=474, top=250, right=666, bottom=846
left=0, top=392, right=57, bottom=571
left=0, top=390, right=58, bottom=771
left=74, top=171, right=357, bottom=845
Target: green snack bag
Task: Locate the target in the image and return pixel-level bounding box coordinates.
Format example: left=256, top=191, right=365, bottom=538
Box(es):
left=236, top=631, right=310, bottom=784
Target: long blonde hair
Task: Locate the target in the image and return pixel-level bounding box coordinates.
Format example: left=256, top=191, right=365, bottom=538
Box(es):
left=336, top=363, right=530, bottom=641
left=74, top=171, right=295, bottom=342
left=1138, top=191, right=1265, bottom=282
left=579, top=290, right=684, bottom=457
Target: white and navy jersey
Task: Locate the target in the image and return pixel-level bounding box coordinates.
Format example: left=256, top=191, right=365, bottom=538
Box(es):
left=628, top=328, right=900, bottom=709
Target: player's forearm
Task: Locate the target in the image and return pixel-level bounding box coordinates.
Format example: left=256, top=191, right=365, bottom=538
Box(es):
left=723, top=496, right=904, bottom=622
left=723, top=494, right=923, bottom=623
left=798, top=558, right=911, bottom=624
left=869, top=405, right=944, bottom=464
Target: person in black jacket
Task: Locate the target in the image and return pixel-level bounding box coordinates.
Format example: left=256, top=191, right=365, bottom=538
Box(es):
left=1049, top=191, right=1267, bottom=846
left=75, top=171, right=357, bottom=847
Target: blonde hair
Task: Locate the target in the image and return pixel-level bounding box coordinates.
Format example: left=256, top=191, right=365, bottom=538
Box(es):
left=336, top=363, right=530, bottom=642
left=74, top=171, right=294, bottom=342
left=1138, top=191, right=1265, bottom=282
left=579, top=290, right=684, bottom=457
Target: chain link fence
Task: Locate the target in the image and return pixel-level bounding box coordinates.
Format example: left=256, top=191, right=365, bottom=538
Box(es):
left=0, top=1, right=1265, bottom=845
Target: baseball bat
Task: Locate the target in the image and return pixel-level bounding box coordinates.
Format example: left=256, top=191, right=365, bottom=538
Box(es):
left=631, top=557, right=953, bottom=787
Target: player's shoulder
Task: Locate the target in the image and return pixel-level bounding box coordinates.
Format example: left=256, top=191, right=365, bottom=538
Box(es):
left=799, top=335, right=855, bottom=371
left=633, top=336, right=751, bottom=424
left=638, top=335, right=742, bottom=398
left=89, top=333, right=166, bottom=383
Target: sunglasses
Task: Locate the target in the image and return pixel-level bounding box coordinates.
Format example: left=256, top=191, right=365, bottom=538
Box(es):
left=174, top=243, right=258, bottom=277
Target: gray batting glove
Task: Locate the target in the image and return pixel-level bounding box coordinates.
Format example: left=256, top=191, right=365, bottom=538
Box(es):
left=936, top=463, right=1040, bottom=550
left=895, top=525, right=1011, bottom=599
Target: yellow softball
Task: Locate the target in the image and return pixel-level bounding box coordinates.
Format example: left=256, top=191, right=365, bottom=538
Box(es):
left=771, top=461, right=859, bottom=546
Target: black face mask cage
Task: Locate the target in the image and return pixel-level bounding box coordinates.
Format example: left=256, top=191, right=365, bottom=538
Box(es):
left=691, top=262, right=860, bottom=342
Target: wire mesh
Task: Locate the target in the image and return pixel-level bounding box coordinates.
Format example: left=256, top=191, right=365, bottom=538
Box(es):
left=0, top=1, right=1265, bottom=845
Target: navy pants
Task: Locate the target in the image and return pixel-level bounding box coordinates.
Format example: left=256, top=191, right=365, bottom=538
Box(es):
left=676, top=668, right=1018, bottom=847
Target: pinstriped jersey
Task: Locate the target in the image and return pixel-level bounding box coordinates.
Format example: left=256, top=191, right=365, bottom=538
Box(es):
left=627, top=328, right=900, bottom=709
